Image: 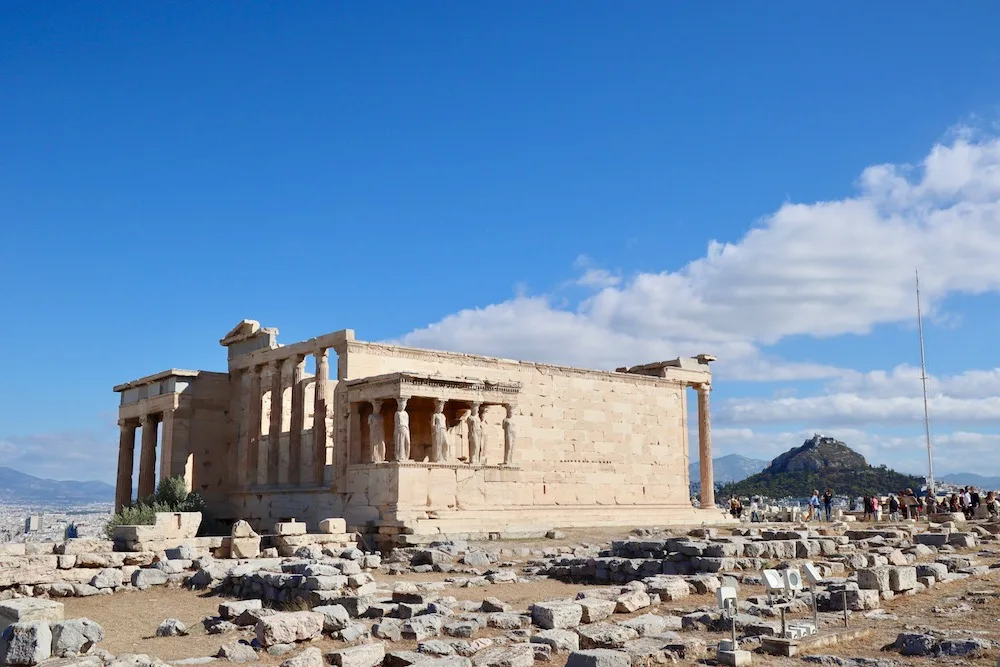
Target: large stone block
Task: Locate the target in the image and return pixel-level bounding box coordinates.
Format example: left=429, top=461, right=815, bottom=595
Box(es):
left=319, top=519, right=347, bottom=534
left=915, top=563, right=948, bottom=581
left=50, top=619, right=105, bottom=657
left=1, top=621, right=52, bottom=665
left=914, top=533, right=948, bottom=547
left=219, top=600, right=263, bottom=621
left=576, top=624, right=639, bottom=649
left=889, top=567, right=917, bottom=592
left=470, top=645, right=535, bottom=667
left=326, top=642, right=386, bottom=667
left=275, top=521, right=307, bottom=536
left=255, top=612, right=324, bottom=647
left=578, top=599, right=616, bottom=623
left=0, top=599, right=64, bottom=632
left=566, top=649, right=632, bottom=667
left=857, top=567, right=891, bottom=592
left=530, top=629, right=580, bottom=653
left=532, top=601, right=583, bottom=629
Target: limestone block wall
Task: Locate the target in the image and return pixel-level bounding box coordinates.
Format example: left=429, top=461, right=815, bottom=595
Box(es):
left=338, top=342, right=698, bottom=532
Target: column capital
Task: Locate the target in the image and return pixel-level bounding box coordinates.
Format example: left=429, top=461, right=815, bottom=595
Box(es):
left=696, top=381, right=712, bottom=392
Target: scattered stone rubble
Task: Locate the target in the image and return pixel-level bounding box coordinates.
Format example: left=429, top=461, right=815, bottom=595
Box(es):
left=2, top=516, right=1000, bottom=667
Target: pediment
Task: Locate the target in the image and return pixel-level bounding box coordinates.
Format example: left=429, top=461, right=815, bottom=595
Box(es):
left=219, top=319, right=262, bottom=346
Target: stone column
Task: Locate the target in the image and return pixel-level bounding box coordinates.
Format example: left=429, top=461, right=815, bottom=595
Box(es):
left=246, top=365, right=262, bottom=486
left=159, top=407, right=175, bottom=483
left=289, top=355, right=306, bottom=484
left=236, top=369, right=250, bottom=487
left=277, top=357, right=295, bottom=484
left=697, top=383, right=715, bottom=508
left=137, top=413, right=159, bottom=500
left=313, top=348, right=330, bottom=483
left=115, top=420, right=138, bottom=510
left=267, top=360, right=281, bottom=485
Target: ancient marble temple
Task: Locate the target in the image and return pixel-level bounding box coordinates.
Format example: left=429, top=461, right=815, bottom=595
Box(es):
left=113, top=320, right=722, bottom=537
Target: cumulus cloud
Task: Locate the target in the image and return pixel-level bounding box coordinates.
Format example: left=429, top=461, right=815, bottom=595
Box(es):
left=402, top=133, right=1000, bottom=375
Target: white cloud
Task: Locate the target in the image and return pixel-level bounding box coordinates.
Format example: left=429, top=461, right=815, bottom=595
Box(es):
left=402, top=133, right=1000, bottom=375
left=577, top=268, right=621, bottom=289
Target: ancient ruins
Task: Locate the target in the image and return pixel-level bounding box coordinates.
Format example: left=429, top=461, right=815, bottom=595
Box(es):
left=112, top=320, right=723, bottom=539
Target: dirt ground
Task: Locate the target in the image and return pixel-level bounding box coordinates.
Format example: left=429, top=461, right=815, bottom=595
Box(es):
left=63, top=538, right=1000, bottom=666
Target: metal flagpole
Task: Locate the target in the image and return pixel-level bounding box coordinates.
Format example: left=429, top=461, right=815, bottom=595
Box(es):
left=916, top=270, right=935, bottom=498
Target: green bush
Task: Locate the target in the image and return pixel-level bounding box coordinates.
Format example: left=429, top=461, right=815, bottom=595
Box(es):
left=103, top=476, right=205, bottom=539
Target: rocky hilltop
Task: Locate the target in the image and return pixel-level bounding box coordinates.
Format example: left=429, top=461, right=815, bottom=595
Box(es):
left=717, top=434, right=923, bottom=499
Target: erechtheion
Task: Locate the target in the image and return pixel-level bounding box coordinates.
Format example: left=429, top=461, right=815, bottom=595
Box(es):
left=113, top=320, right=723, bottom=540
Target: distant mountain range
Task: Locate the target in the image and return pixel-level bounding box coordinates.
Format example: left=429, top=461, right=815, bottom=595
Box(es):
left=939, top=472, right=1000, bottom=490
left=690, top=454, right=768, bottom=486
left=0, top=467, right=115, bottom=504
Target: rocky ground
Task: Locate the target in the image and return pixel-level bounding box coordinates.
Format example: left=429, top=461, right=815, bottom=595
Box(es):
left=3, top=521, right=1000, bottom=667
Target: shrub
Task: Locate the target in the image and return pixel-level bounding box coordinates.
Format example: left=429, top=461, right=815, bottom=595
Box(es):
left=103, top=475, right=205, bottom=539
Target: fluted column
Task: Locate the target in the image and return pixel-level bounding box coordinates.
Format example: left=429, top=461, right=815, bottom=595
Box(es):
left=266, top=360, right=281, bottom=485
left=247, top=365, right=263, bottom=486
left=137, top=413, right=159, bottom=500
left=277, top=357, right=295, bottom=484
left=313, top=349, right=330, bottom=483
left=235, top=369, right=250, bottom=486
left=697, top=383, right=714, bottom=508
left=115, top=420, right=138, bottom=510
left=289, top=355, right=306, bottom=484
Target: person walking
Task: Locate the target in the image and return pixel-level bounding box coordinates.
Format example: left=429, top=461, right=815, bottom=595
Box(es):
left=888, top=494, right=900, bottom=522
left=872, top=495, right=882, bottom=522
left=822, top=488, right=834, bottom=522
left=809, top=490, right=821, bottom=522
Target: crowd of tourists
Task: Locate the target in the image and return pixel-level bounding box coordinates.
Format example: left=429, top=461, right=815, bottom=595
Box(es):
left=721, top=485, right=1000, bottom=523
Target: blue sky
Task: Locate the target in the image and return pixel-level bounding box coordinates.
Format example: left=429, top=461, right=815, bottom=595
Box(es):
left=3, top=3, right=1000, bottom=483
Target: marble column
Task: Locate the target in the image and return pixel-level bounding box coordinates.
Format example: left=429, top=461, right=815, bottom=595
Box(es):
left=312, top=349, right=330, bottom=484
left=235, top=369, right=249, bottom=487
left=697, top=383, right=715, bottom=508
left=247, top=365, right=263, bottom=486
left=115, top=419, right=138, bottom=510
left=267, top=360, right=281, bottom=485
left=289, top=355, right=306, bottom=484
left=277, top=357, right=295, bottom=484
left=137, top=413, right=159, bottom=500
left=159, top=407, right=175, bottom=483
left=313, top=348, right=330, bottom=483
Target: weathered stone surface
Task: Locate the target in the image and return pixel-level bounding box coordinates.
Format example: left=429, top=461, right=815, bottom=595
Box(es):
left=444, top=621, right=480, bottom=639
left=486, top=614, right=524, bottom=630
left=617, top=615, right=668, bottom=637
left=938, top=638, right=992, bottom=656
left=532, top=602, right=583, bottom=630
left=2, top=622, right=52, bottom=665
left=155, top=619, right=188, bottom=637
left=318, top=519, right=347, bottom=534
left=132, top=569, right=169, bottom=589
left=0, top=599, right=64, bottom=632
left=51, top=619, right=105, bottom=657
left=217, top=641, right=259, bottom=663
left=565, top=648, right=631, bottom=667
left=90, top=568, right=123, bottom=589
left=326, top=642, right=386, bottom=667
left=313, top=605, right=350, bottom=633
left=481, top=597, right=508, bottom=613
left=531, top=629, right=580, bottom=653
left=219, top=600, right=263, bottom=621
left=231, top=537, right=262, bottom=560
left=916, top=563, right=948, bottom=581
left=578, top=599, right=616, bottom=624
left=279, top=647, right=324, bottom=667
left=470, top=645, right=535, bottom=667
left=857, top=567, right=891, bottom=592
left=614, top=590, right=649, bottom=614
left=402, top=615, right=445, bottom=641
left=888, top=567, right=916, bottom=592
left=914, top=533, right=948, bottom=547
left=893, top=633, right=937, bottom=656
left=576, top=624, right=639, bottom=650
left=642, top=577, right=688, bottom=601
left=205, top=618, right=238, bottom=635
left=255, top=612, right=324, bottom=647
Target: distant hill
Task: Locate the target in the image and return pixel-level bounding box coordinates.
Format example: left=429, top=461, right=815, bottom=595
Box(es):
left=940, top=472, right=1000, bottom=490
left=717, top=434, right=924, bottom=499
left=0, top=467, right=114, bottom=504
left=690, top=454, right=768, bottom=485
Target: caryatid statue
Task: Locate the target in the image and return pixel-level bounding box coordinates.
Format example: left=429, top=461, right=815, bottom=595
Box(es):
left=467, top=402, right=484, bottom=464
left=394, top=398, right=411, bottom=461
left=431, top=399, right=448, bottom=462
left=369, top=400, right=385, bottom=463
left=503, top=404, right=516, bottom=465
